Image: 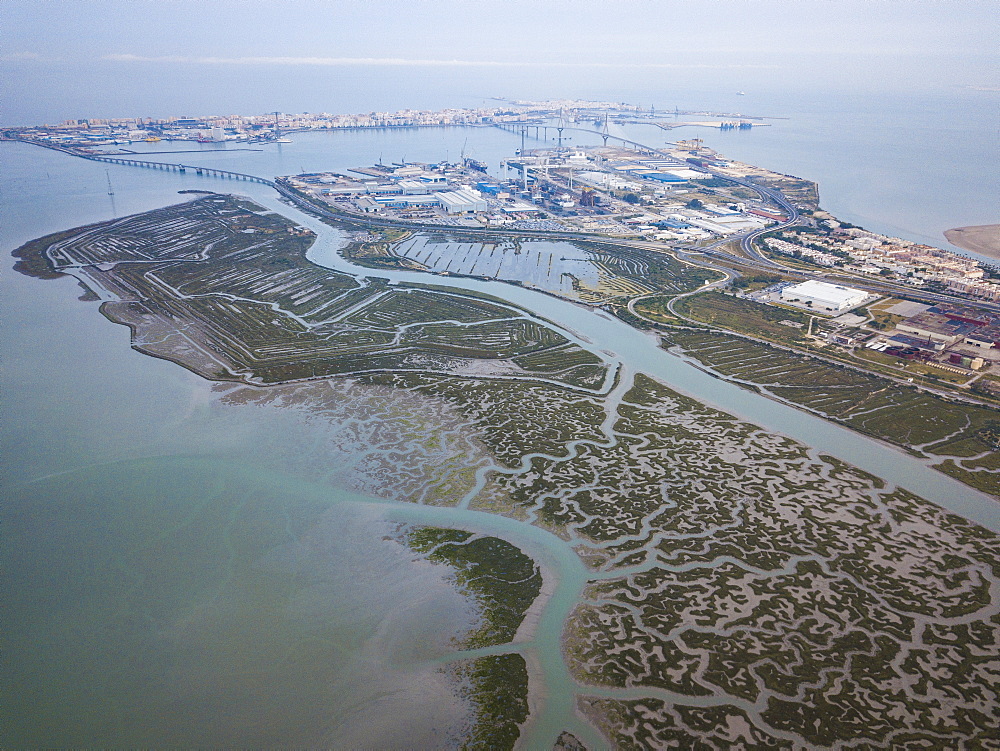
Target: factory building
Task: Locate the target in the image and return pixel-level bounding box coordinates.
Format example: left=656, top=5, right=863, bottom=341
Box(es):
left=398, top=180, right=431, bottom=195
left=896, top=312, right=974, bottom=346
left=780, top=280, right=867, bottom=312
left=374, top=195, right=438, bottom=209
left=355, top=196, right=383, bottom=213
left=965, top=326, right=1000, bottom=349
left=644, top=173, right=687, bottom=184
left=476, top=182, right=504, bottom=196
left=436, top=187, right=488, bottom=214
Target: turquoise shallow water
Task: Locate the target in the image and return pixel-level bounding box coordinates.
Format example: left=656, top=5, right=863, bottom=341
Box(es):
left=5, top=457, right=488, bottom=747
left=2, top=96, right=998, bottom=746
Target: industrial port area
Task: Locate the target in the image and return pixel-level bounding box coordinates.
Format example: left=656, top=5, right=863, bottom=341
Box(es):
left=273, top=138, right=1000, bottom=407
left=12, top=97, right=1000, bottom=302
left=284, top=145, right=780, bottom=237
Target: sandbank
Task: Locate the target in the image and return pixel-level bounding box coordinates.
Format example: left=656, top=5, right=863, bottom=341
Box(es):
left=944, top=224, right=1000, bottom=259
left=513, top=560, right=558, bottom=643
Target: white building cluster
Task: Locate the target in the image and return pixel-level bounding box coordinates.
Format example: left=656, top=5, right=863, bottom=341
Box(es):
left=772, top=227, right=998, bottom=301
left=12, top=99, right=650, bottom=147
left=765, top=238, right=839, bottom=266
left=291, top=162, right=493, bottom=224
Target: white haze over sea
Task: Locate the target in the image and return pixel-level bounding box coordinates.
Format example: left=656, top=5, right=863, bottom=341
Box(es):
left=2, top=0, right=997, bottom=125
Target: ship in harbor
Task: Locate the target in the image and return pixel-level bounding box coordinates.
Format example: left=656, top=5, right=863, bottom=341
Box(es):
left=463, top=157, right=488, bottom=173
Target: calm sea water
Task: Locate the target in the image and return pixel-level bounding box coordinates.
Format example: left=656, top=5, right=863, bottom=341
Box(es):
left=644, top=87, right=1000, bottom=250
left=3, top=81, right=998, bottom=747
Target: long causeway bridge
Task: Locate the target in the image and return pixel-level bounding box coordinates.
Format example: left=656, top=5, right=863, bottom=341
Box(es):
left=83, top=153, right=275, bottom=185
left=5, top=137, right=274, bottom=186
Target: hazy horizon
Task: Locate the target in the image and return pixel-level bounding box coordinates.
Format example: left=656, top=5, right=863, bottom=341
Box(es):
left=2, top=0, right=997, bottom=124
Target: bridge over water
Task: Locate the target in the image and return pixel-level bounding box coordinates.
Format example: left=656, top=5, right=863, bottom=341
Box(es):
left=3, top=137, right=274, bottom=186
left=494, top=121, right=670, bottom=155
left=82, top=153, right=275, bottom=185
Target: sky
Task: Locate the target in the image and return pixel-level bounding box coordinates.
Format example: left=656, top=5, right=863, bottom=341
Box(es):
left=2, top=0, right=997, bottom=123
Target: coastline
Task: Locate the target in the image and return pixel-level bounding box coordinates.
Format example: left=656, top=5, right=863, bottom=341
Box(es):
left=945, top=224, right=1000, bottom=259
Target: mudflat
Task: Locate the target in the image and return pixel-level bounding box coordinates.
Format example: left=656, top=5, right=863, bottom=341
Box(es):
left=944, top=224, right=1000, bottom=259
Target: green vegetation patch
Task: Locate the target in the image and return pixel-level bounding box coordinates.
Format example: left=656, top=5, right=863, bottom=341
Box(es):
left=550, top=372, right=1000, bottom=746
left=511, top=343, right=602, bottom=373
left=360, top=372, right=608, bottom=468
left=674, top=290, right=813, bottom=343
left=405, top=527, right=542, bottom=648
left=582, top=243, right=720, bottom=296
left=449, top=654, right=529, bottom=751
left=11, top=226, right=83, bottom=279
left=935, top=459, right=1000, bottom=496
left=403, top=318, right=566, bottom=359
left=13, top=195, right=607, bottom=390
left=730, top=272, right=786, bottom=292
left=748, top=174, right=820, bottom=208
left=631, top=296, right=704, bottom=328
left=342, top=288, right=514, bottom=328
left=582, top=696, right=792, bottom=749
left=666, top=329, right=1000, bottom=486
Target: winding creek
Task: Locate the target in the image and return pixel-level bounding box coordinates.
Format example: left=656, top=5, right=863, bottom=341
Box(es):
left=3, top=134, right=999, bottom=748
left=281, top=190, right=1000, bottom=529
left=269, top=181, right=1000, bottom=747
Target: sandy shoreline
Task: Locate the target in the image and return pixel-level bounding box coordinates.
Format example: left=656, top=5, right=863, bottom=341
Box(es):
left=944, top=224, right=1000, bottom=259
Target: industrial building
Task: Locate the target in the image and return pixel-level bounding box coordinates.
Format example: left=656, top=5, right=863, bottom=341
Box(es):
left=436, top=186, right=488, bottom=214
left=374, top=195, right=439, bottom=210
left=780, top=280, right=867, bottom=312
left=964, top=325, right=1000, bottom=349
left=896, top=312, right=974, bottom=346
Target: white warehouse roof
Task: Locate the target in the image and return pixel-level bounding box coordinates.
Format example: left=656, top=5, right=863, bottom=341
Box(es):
left=781, top=280, right=867, bottom=311
left=435, top=186, right=487, bottom=214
